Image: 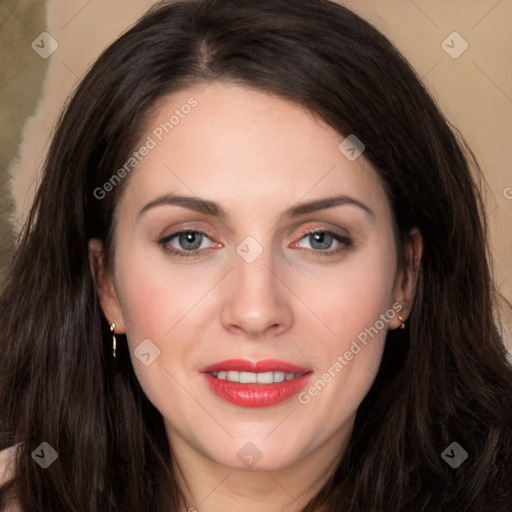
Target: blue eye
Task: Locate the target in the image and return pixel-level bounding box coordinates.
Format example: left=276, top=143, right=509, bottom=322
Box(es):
left=158, top=229, right=351, bottom=259
left=294, top=230, right=351, bottom=256
left=159, top=230, right=214, bottom=258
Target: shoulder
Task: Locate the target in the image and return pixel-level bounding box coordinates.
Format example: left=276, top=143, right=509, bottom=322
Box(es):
left=0, top=444, right=17, bottom=483
left=0, top=444, right=20, bottom=511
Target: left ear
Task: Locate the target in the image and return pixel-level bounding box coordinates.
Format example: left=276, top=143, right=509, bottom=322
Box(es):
left=389, top=227, right=423, bottom=329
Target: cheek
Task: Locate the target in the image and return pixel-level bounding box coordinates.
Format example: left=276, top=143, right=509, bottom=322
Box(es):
left=112, top=251, right=208, bottom=414
left=294, top=239, right=397, bottom=352
left=117, top=273, right=166, bottom=342
left=114, top=239, right=210, bottom=342
left=293, top=237, right=397, bottom=420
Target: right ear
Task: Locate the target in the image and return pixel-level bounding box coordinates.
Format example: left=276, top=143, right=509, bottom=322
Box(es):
left=88, top=239, right=126, bottom=332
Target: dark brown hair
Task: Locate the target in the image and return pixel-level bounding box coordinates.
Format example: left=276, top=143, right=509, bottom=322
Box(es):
left=1, top=0, right=511, bottom=510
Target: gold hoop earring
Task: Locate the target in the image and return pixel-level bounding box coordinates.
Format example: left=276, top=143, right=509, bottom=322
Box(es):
left=110, top=323, right=117, bottom=358
left=398, top=316, right=406, bottom=330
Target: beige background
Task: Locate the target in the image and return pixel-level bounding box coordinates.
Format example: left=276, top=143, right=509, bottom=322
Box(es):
left=1, top=1, right=511, bottom=342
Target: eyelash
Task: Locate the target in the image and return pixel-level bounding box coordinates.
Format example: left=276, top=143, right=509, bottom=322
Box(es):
left=158, top=228, right=352, bottom=259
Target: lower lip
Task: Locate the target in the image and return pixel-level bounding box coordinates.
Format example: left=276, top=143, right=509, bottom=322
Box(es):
left=202, top=372, right=313, bottom=407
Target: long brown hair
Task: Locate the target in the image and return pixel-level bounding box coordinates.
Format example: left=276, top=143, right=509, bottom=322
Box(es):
left=1, top=0, right=511, bottom=510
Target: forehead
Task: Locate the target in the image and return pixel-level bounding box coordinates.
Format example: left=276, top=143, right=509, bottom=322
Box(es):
left=117, top=81, right=390, bottom=222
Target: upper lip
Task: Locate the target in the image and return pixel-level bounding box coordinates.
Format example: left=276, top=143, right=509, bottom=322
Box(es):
left=199, top=359, right=311, bottom=374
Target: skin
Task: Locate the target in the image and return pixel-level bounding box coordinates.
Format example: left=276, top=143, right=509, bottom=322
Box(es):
left=89, top=81, right=422, bottom=512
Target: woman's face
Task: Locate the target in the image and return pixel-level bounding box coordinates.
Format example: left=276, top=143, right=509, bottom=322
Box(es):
left=91, top=81, right=417, bottom=473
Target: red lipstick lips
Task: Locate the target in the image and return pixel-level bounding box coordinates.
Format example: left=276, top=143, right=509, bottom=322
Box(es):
left=200, top=359, right=313, bottom=408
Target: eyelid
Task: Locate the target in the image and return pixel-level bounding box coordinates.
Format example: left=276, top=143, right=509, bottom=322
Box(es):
left=159, top=228, right=219, bottom=250
left=158, top=224, right=352, bottom=258
left=290, top=227, right=351, bottom=252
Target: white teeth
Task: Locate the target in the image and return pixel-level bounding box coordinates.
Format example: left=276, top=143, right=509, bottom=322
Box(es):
left=273, top=371, right=285, bottom=382
left=256, top=371, right=274, bottom=384
left=239, top=371, right=257, bottom=383
left=212, top=370, right=303, bottom=384
left=226, top=371, right=239, bottom=381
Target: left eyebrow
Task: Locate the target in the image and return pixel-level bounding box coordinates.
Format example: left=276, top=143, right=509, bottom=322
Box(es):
left=137, top=193, right=374, bottom=220
left=283, top=195, right=374, bottom=220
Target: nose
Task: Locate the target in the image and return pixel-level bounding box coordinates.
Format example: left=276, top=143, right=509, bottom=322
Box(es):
left=220, top=247, right=294, bottom=339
